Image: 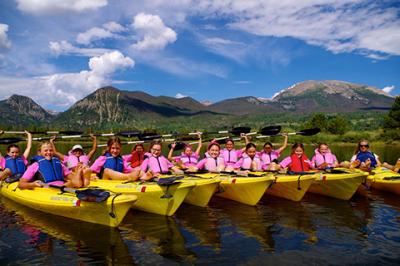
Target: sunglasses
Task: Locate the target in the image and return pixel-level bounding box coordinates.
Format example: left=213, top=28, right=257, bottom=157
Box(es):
left=359, top=144, right=369, bottom=148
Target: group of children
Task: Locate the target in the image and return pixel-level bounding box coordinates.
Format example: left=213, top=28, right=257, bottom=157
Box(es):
left=0, top=130, right=399, bottom=190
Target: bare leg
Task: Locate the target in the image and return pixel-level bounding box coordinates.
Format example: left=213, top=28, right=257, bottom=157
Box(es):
left=82, top=167, right=92, bottom=187
left=140, top=170, right=154, bottom=181
left=103, top=168, right=140, bottom=181
left=0, top=169, right=11, bottom=180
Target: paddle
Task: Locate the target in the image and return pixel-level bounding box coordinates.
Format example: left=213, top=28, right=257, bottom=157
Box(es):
left=156, top=175, right=184, bottom=199
left=191, top=126, right=251, bottom=136
left=255, top=127, right=320, bottom=139
left=49, top=185, right=110, bottom=202
left=2, top=130, right=84, bottom=135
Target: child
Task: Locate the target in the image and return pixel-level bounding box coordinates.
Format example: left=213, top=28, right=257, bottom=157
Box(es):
left=259, top=133, right=288, bottom=171
left=383, top=159, right=400, bottom=173
left=235, top=143, right=263, bottom=171
left=18, top=141, right=83, bottom=189
left=221, top=135, right=248, bottom=172
left=0, top=131, right=32, bottom=181
left=140, top=141, right=184, bottom=181
left=311, top=143, right=339, bottom=169
left=50, top=134, right=97, bottom=187
left=123, top=143, right=146, bottom=171
left=349, top=140, right=381, bottom=171
left=168, top=132, right=202, bottom=172
left=90, top=137, right=140, bottom=181
left=196, top=142, right=225, bottom=173
left=280, top=143, right=313, bottom=172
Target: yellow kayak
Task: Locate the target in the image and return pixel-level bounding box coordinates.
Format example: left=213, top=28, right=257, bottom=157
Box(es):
left=91, top=179, right=195, bottom=216
left=266, top=173, right=317, bottom=201
left=216, top=172, right=274, bottom=206
left=363, top=167, right=400, bottom=195
left=0, top=181, right=136, bottom=227
left=182, top=173, right=221, bottom=207
left=308, top=168, right=367, bottom=200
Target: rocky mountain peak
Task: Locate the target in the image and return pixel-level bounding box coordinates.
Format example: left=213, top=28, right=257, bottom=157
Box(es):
left=5, top=94, right=53, bottom=121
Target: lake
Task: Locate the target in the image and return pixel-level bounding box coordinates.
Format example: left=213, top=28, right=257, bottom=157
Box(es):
left=0, top=143, right=399, bottom=265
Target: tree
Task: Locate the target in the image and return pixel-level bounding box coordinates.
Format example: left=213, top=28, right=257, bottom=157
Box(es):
left=326, top=115, right=348, bottom=135
left=307, top=113, right=327, bottom=131
left=383, top=96, right=400, bottom=129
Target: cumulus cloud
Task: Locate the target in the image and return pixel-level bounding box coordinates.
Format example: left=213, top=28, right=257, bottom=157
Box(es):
left=0, top=51, right=134, bottom=109
left=0, top=24, right=11, bottom=50
left=49, top=40, right=112, bottom=57
left=131, top=13, right=177, bottom=51
left=382, top=85, right=395, bottom=94
left=103, top=21, right=125, bottom=33
left=76, top=27, right=114, bottom=45
left=175, top=93, right=187, bottom=98
left=16, top=0, right=107, bottom=15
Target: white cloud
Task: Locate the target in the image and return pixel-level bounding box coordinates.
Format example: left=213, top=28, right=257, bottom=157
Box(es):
left=131, top=13, right=177, bottom=51
left=175, top=93, right=187, bottom=98
left=76, top=27, right=114, bottom=45
left=16, top=0, right=107, bottom=15
left=0, top=51, right=134, bottom=109
left=0, top=24, right=11, bottom=50
left=49, top=40, right=112, bottom=57
left=382, top=85, right=395, bottom=94
left=103, top=21, right=125, bottom=33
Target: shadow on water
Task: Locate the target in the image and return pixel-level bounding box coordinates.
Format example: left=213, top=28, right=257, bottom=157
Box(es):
left=119, top=209, right=196, bottom=265
left=175, top=204, right=221, bottom=251
left=0, top=197, right=134, bottom=265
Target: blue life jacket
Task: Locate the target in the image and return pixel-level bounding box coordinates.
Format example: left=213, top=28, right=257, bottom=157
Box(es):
left=34, top=156, right=64, bottom=183
left=103, top=152, right=124, bottom=173
left=356, top=151, right=377, bottom=167
left=5, top=155, right=26, bottom=175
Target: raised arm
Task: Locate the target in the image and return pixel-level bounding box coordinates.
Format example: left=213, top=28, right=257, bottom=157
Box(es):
left=22, top=130, right=32, bottom=159
left=239, top=133, right=249, bottom=152
left=86, top=134, right=97, bottom=160
left=49, top=136, right=65, bottom=161
left=276, top=133, right=288, bottom=154
left=168, top=142, right=176, bottom=161
left=195, top=132, right=202, bottom=155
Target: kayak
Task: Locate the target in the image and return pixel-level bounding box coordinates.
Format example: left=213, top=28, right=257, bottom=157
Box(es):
left=266, top=173, right=317, bottom=201
left=0, top=181, right=136, bottom=227
left=308, top=168, right=367, bottom=200
left=216, top=172, right=274, bottom=206
left=90, top=179, right=196, bottom=216
left=361, top=167, right=400, bottom=195
left=182, top=173, right=221, bottom=207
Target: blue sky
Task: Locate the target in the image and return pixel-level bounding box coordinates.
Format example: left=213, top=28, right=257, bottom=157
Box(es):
left=0, top=0, right=399, bottom=111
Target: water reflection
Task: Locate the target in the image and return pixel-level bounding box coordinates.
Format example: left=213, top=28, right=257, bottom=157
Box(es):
left=0, top=197, right=134, bottom=265
left=175, top=204, right=221, bottom=250
left=120, top=210, right=196, bottom=264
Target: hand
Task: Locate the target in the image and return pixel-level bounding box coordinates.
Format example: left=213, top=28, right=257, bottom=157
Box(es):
left=0, top=130, right=3, bottom=135
left=33, top=180, right=44, bottom=187
left=50, top=135, right=56, bottom=143
left=171, top=142, right=176, bottom=149
left=196, top=132, right=202, bottom=138
left=89, top=133, right=96, bottom=140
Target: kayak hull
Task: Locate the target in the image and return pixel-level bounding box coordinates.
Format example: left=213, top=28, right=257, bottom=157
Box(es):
left=359, top=168, right=400, bottom=195
left=308, top=169, right=366, bottom=200
left=182, top=177, right=221, bottom=207
left=266, top=174, right=316, bottom=201
left=91, top=179, right=195, bottom=216
left=0, top=181, right=136, bottom=227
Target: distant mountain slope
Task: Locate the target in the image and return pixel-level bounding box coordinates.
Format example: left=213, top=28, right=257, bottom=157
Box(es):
left=0, top=95, right=54, bottom=127
left=208, top=96, right=282, bottom=115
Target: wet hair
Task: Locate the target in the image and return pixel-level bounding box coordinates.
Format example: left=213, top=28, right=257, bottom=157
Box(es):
left=6, top=144, right=20, bottom=153
left=263, top=142, right=273, bottom=149
left=291, top=143, right=305, bottom=154
left=149, top=140, right=162, bottom=151
left=207, top=141, right=220, bottom=151
left=245, top=143, right=257, bottom=151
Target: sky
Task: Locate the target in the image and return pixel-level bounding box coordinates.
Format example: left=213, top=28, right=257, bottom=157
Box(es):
left=0, top=0, right=399, bottom=111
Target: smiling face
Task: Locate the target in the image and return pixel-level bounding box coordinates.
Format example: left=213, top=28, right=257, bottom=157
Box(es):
left=39, top=143, right=54, bottom=160
left=225, top=140, right=234, bottom=151
left=294, top=147, right=304, bottom=157
left=150, top=144, right=162, bottom=157
left=359, top=141, right=369, bottom=152
left=247, top=146, right=257, bottom=158
left=135, top=145, right=144, bottom=153
left=72, top=149, right=83, bottom=157
left=318, top=144, right=329, bottom=155
left=109, top=143, right=121, bottom=157
left=7, top=147, right=20, bottom=159
left=263, top=144, right=272, bottom=153
left=184, top=146, right=193, bottom=156
left=208, top=144, right=220, bottom=158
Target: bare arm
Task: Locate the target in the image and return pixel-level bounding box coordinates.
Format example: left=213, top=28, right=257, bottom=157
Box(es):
left=276, top=133, right=288, bottom=154
left=168, top=143, right=176, bottom=161
left=49, top=136, right=65, bottom=161
left=86, top=134, right=97, bottom=160
left=195, top=132, right=202, bottom=155
left=18, top=178, right=43, bottom=189
left=22, top=131, right=32, bottom=159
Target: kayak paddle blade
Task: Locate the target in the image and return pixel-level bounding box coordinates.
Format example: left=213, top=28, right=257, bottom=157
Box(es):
left=0, top=137, right=24, bottom=144
left=297, top=128, right=321, bottom=136
left=138, top=133, right=162, bottom=141
left=117, top=130, right=142, bottom=138
left=230, top=127, right=251, bottom=136
left=260, top=125, right=282, bottom=136
left=168, top=141, right=186, bottom=150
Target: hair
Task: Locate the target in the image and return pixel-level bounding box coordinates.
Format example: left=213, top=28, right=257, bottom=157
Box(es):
left=318, top=143, right=328, bottom=149
left=207, top=141, right=220, bottom=151
left=184, top=144, right=193, bottom=153
left=291, top=143, right=305, bottom=154
left=37, top=141, right=52, bottom=153
left=263, top=142, right=273, bottom=149
left=354, top=139, right=369, bottom=154
left=245, top=142, right=257, bottom=151
left=149, top=140, right=162, bottom=151
left=225, top=138, right=234, bottom=145
left=104, top=137, right=122, bottom=154
left=132, top=143, right=144, bottom=152
left=6, top=144, right=20, bottom=153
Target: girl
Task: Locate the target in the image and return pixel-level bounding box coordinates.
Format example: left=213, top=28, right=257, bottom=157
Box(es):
left=141, top=141, right=184, bottom=181
left=90, top=137, right=140, bottom=181
left=0, top=131, right=32, bottom=181
left=221, top=135, right=248, bottom=172
left=259, top=133, right=288, bottom=171
left=235, top=143, right=263, bottom=172
left=311, top=143, right=339, bottom=169
left=18, top=141, right=83, bottom=189
left=168, top=132, right=202, bottom=172
left=123, top=143, right=146, bottom=171
left=196, top=142, right=225, bottom=172
left=50, top=134, right=97, bottom=187
left=280, top=143, right=313, bottom=172
left=349, top=140, right=381, bottom=171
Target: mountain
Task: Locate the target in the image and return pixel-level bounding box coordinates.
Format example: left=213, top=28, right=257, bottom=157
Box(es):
left=0, top=94, right=54, bottom=127
left=208, top=96, right=282, bottom=115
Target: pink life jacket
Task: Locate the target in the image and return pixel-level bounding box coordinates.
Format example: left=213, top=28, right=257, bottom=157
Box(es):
left=237, top=153, right=262, bottom=171
left=259, top=150, right=280, bottom=165
left=222, top=149, right=240, bottom=166
left=65, top=151, right=89, bottom=169
left=178, top=152, right=199, bottom=167
left=311, top=148, right=338, bottom=168
left=198, top=154, right=225, bottom=172
left=143, top=154, right=172, bottom=174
